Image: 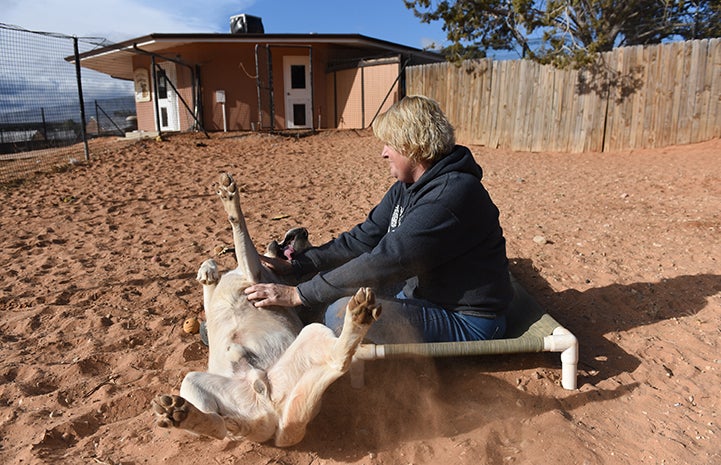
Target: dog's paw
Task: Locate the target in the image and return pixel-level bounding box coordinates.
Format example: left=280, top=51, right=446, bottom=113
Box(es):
left=217, top=172, right=236, bottom=194
left=217, top=172, right=237, bottom=205
left=197, top=259, right=220, bottom=285
left=347, top=287, right=382, bottom=326
left=152, top=394, right=189, bottom=428
left=217, top=173, right=243, bottom=224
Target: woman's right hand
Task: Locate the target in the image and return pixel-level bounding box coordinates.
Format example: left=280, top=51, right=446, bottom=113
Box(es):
left=244, top=283, right=302, bottom=308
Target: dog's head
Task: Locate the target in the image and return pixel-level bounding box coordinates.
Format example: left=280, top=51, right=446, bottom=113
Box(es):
left=265, top=227, right=312, bottom=261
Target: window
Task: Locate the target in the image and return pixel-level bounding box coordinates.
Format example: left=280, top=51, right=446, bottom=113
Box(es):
left=290, top=65, right=306, bottom=89
left=157, top=69, right=168, bottom=99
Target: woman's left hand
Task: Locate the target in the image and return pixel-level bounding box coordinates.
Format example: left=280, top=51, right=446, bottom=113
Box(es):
left=244, top=283, right=302, bottom=308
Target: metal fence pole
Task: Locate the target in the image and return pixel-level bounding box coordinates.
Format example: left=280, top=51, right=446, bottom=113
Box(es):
left=41, top=108, right=47, bottom=139
left=151, top=56, right=162, bottom=138
left=95, top=100, right=100, bottom=136
left=73, top=37, right=89, bottom=161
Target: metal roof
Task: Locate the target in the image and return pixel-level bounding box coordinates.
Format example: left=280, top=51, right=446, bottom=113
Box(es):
left=70, top=33, right=444, bottom=80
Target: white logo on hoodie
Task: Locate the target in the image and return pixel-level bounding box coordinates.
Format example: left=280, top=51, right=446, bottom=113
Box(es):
left=389, top=204, right=404, bottom=232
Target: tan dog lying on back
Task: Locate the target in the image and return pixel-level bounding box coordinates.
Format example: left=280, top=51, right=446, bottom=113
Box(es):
left=151, top=173, right=381, bottom=446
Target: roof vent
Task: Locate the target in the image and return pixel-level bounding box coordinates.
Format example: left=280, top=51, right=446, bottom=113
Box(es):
left=230, top=14, right=264, bottom=34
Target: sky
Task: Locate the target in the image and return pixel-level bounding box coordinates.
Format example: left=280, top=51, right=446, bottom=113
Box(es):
left=2, top=0, right=450, bottom=51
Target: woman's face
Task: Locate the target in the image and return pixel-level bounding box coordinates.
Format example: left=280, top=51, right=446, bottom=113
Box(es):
left=381, top=145, right=426, bottom=183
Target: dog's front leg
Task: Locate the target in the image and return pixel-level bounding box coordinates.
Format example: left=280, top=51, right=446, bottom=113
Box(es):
left=196, top=259, right=219, bottom=313
left=217, top=173, right=265, bottom=283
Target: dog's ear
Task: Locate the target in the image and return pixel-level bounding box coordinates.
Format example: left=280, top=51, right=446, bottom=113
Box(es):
left=265, top=240, right=282, bottom=258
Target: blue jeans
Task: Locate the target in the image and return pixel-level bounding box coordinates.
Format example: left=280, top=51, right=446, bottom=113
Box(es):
left=324, top=291, right=506, bottom=344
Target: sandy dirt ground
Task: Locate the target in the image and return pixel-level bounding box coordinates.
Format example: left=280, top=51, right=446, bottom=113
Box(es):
left=1, top=130, right=720, bottom=465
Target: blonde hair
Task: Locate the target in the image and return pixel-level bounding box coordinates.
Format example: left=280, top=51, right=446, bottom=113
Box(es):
left=372, top=95, right=455, bottom=163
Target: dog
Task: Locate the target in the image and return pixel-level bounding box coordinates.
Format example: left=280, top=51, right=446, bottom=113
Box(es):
left=216, top=226, right=312, bottom=264
left=266, top=226, right=312, bottom=261
left=151, top=172, right=381, bottom=447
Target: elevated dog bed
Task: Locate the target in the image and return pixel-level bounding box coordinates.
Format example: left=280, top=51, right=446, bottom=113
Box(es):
left=351, top=273, right=578, bottom=390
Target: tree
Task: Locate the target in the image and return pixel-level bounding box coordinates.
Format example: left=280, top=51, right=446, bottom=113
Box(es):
left=405, top=0, right=721, bottom=67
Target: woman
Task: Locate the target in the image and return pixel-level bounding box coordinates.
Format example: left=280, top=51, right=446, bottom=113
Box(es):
left=245, top=95, right=513, bottom=343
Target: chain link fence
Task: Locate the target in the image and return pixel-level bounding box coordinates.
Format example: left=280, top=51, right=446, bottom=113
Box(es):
left=0, top=23, right=134, bottom=185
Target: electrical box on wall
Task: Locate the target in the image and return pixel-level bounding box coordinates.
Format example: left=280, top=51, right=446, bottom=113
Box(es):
left=215, top=90, right=226, bottom=104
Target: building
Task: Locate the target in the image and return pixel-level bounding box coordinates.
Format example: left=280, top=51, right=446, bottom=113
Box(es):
left=71, top=15, right=443, bottom=135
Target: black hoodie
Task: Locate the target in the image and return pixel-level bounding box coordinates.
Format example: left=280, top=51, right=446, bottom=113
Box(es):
left=294, top=145, right=513, bottom=317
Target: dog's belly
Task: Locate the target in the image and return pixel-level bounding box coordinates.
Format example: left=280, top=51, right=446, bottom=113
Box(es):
left=206, top=273, right=303, bottom=376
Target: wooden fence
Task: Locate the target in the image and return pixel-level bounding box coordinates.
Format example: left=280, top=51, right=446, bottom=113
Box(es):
left=407, top=38, right=721, bottom=152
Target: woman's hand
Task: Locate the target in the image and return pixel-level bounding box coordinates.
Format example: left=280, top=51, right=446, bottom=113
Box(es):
left=244, top=283, right=302, bottom=308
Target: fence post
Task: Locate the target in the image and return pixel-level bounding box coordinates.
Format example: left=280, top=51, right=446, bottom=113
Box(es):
left=151, top=56, right=162, bottom=138
left=41, top=108, right=47, bottom=139
left=95, top=100, right=100, bottom=136
left=73, top=37, right=89, bottom=161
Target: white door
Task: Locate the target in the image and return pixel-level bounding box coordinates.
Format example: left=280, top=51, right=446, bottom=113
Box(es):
left=155, top=62, right=180, bottom=132
left=283, top=56, right=312, bottom=129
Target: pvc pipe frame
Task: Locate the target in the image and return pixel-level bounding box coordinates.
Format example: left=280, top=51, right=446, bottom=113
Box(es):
left=350, top=325, right=578, bottom=390
left=543, top=326, right=578, bottom=390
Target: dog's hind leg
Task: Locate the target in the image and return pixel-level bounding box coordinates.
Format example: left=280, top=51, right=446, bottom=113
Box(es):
left=152, top=393, right=228, bottom=440
left=329, top=288, right=382, bottom=371
left=217, top=173, right=264, bottom=283
left=271, top=288, right=381, bottom=447
left=152, top=370, right=278, bottom=443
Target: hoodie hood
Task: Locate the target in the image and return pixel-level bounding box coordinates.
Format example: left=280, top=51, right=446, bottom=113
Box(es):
left=409, top=145, right=483, bottom=193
